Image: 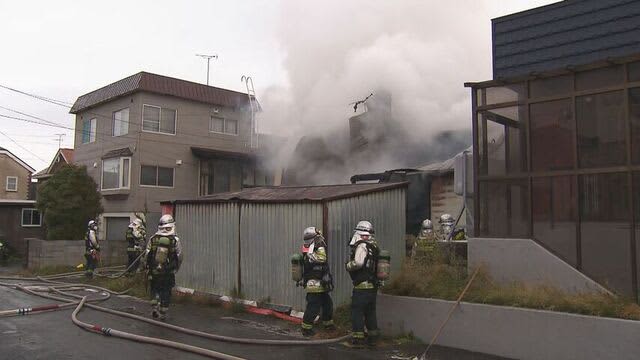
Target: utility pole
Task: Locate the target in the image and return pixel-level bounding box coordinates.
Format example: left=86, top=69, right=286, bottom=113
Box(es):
left=196, top=54, right=218, bottom=85
left=54, top=133, right=65, bottom=148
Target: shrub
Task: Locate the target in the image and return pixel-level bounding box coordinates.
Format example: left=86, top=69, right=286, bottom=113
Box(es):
left=36, top=164, right=103, bottom=240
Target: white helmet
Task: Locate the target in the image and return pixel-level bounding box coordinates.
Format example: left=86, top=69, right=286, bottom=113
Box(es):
left=88, top=220, right=98, bottom=230
left=303, top=226, right=320, bottom=247
left=350, top=220, right=374, bottom=246
left=304, top=226, right=319, bottom=239
left=421, top=219, right=433, bottom=230
left=439, top=214, right=455, bottom=225
left=354, top=220, right=374, bottom=236
left=129, top=218, right=144, bottom=229
left=157, top=214, right=176, bottom=236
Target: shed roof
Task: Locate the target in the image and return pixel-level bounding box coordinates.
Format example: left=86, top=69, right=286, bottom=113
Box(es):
left=70, top=71, right=254, bottom=113
left=168, top=182, right=407, bottom=204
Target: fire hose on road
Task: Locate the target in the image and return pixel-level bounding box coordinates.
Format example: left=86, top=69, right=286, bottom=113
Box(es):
left=71, top=296, right=245, bottom=360
left=0, top=269, right=351, bottom=360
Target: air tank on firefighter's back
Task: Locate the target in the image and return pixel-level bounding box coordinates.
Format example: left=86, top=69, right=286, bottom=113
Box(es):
left=377, top=250, right=391, bottom=281
left=291, top=253, right=304, bottom=282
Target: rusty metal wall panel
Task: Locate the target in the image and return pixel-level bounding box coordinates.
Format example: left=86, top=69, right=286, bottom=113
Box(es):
left=326, top=188, right=407, bottom=307
left=174, top=203, right=239, bottom=296
left=239, top=203, right=323, bottom=310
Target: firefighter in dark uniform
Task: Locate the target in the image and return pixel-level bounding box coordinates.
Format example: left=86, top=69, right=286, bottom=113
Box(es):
left=84, top=220, right=100, bottom=278
left=411, top=219, right=437, bottom=262
left=299, top=226, right=335, bottom=337
left=346, top=220, right=380, bottom=347
left=126, top=218, right=146, bottom=275
left=143, top=214, right=183, bottom=320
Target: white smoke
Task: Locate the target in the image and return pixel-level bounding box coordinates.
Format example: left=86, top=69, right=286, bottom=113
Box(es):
left=258, top=0, right=551, bottom=183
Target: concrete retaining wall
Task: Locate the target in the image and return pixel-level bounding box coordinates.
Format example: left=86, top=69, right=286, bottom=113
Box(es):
left=468, top=237, right=609, bottom=294
left=27, top=238, right=127, bottom=269
left=378, top=293, right=640, bottom=360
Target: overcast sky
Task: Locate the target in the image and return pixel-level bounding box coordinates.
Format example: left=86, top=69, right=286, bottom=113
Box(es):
left=0, top=0, right=557, bottom=171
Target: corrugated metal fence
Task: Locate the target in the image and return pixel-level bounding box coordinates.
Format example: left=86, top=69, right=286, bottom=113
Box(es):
left=326, top=188, right=406, bottom=306
left=175, top=203, right=239, bottom=295
left=174, top=187, right=406, bottom=311
left=240, top=203, right=323, bottom=310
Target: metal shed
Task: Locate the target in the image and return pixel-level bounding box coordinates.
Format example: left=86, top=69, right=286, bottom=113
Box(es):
left=167, top=183, right=406, bottom=310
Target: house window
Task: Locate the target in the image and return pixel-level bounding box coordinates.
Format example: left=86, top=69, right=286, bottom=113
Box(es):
left=143, top=105, right=176, bottom=135
left=82, top=118, right=96, bottom=144
left=101, top=157, right=131, bottom=190
left=105, top=217, right=131, bottom=241
left=199, top=159, right=242, bottom=195
left=210, top=116, right=238, bottom=135
left=141, top=165, right=174, bottom=187
left=21, top=208, right=41, bottom=227
left=113, top=108, right=129, bottom=137
left=6, top=176, right=17, bottom=191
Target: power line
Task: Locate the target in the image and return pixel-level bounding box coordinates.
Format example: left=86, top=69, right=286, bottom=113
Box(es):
left=0, top=113, right=202, bottom=167
left=0, top=130, right=47, bottom=162
left=0, top=113, right=74, bottom=130
left=0, top=84, right=73, bottom=107
left=0, top=105, right=69, bottom=127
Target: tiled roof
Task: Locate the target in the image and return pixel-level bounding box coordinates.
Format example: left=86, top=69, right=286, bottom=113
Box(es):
left=60, top=148, right=74, bottom=163
left=70, top=72, right=253, bottom=113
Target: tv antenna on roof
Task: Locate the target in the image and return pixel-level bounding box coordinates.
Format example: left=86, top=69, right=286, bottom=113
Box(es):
left=349, top=93, right=374, bottom=112
left=54, top=133, right=65, bottom=148
left=196, top=54, right=218, bottom=85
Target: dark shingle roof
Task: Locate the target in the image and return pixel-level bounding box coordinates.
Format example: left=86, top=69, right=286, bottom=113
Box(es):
left=101, top=147, right=133, bottom=159
left=70, top=72, right=253, bottom=113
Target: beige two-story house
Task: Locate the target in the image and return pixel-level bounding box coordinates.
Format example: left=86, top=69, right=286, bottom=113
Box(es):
left=70, top=72, right=274, bottom=240
left=0, top=146, right=34, bottom=200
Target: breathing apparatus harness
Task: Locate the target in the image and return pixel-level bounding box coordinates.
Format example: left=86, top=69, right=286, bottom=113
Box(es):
left=348, top=240, right=380, bottom=287
left=148, top=235, right=178, bottom=275
left=302, top=237, right=334, bottom=291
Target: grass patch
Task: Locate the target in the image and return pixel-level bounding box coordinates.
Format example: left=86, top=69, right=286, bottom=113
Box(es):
left=384, top=250, right=640, bottom=321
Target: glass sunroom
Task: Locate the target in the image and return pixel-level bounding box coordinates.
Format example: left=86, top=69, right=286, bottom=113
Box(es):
left=468, top=59, right=640, bottom=299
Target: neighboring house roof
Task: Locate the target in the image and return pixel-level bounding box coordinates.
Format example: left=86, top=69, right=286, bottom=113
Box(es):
left=166, top=182, right=408, bottom=204
left=60, top=148, right=74, bottom=163
left=33, top=148, right=74, bottom=179
left=70, top=71, right=256, bottom=114
left=0, top=146, right=35, bottom=173
left=417, top=146, right=472, bottom=175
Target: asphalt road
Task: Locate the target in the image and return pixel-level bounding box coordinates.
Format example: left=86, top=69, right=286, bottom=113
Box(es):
left=0, top=279, right=509, bottom=360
